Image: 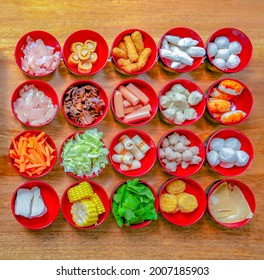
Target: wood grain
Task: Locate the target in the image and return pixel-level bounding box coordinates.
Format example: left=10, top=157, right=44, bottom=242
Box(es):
left=0, top=0, right=263, bottom=260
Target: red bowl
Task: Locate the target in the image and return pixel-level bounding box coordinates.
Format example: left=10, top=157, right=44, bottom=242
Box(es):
left=205, top=27, right=253, bottom=73
left=158, top=27, right=205, bottom=73
left=159, top=79, right=205, bottom=126
left=59, top=130, right=108, bottom=179
left=159, top=177, right=206, bottom=226
left=205, top=129, right=254, bottom=176
left=62, top=29, right=109, bottom=75
left=14, top=30, right=61, bottom=77
left=11, top=80, right=59, bottom=127
left=110, top=78, right=158, bottom=126
left=207, top=179, right=256, bottom=228
left=110, top=179, right=158, bottom=228
left=61, top=80, right=108, bottom=128
left=111, top=28, right=158, bottom=75
left=9, top=130, right=57, bottom=178
left=11, top=180, right=60, bottom=229
left=61, top=180, right=109, bottom=229
left=206, top=78, right=253, bottom=125
left=157, top=129, right=205, bottom=177
left=109, top=128, right=156, bottom=177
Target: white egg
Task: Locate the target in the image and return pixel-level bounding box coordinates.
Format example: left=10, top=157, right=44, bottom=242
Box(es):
left=215, top=49, right=230, bottom=61
left=228, top=41, right=242, bottom=55
left=214, top=36, right=230, bottom=49
left=226, top=54, right=241, bottom=69
left=219, top=147, right=237, bottom=163
left=225, top=138, right=241, bottom=151
left=209, top=138, right=225, bottom=152
left=207, top=150, right=220, bottom=166
left=212, top=58, right=226, bottom=70
left=235, top=150, right=249, bottom=167
left=219, top=162, right=235, bottom=168
left=207, top=42, right=218, bottom=57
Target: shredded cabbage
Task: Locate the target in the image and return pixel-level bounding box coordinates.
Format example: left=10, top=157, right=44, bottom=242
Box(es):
left=61, top=128, right=109, bottom=177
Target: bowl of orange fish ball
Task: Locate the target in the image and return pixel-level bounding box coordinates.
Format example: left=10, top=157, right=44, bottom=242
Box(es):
left=206, top=78, right=253, bottom=125
left=11, top=80, right=59, bottom=127
left=109, top=128, right=156, bottom=177
left=158, top=27, right=205, bottom=73
left=205, top=27, right=253, bottom=73
left=157, top=129, right=205, bottom=177
left=14, top=30, right=61, bottom=77
left=207, top=179, right=256, bottom=228
left=11, top=180, right=60, bottom=230
left=62, top=29, right=109, bottom=75
left=205, top=129, right=254, bottom=177
left=110, top=78, right=158, bottom=126
left=159, top=177, right=207, bottom=226
left=61, top=180, right=109, bottom=229
left=158, top=79, right=206, bottom=126
left=8, top=130, right=57, bottom=178
left=111, top=29, right=158, bottom=75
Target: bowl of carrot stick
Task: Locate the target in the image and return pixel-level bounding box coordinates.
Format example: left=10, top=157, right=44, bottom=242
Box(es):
left=9, top=130, right=57, bottom=178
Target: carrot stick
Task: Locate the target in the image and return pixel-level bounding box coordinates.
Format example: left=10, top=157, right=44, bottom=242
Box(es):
left=36, top=131, right=46, bottom=141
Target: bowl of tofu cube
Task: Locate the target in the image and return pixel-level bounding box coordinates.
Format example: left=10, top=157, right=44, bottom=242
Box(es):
left=159, top=79, right=205, bottom=126
left=110, top=78, right=158, bottom=126
left=109, top=128, right=157, bottom=177
left=158, top=27, right=205, bottom=73
left=11, top=180, right=60, bottom=229
left=205, top=27, right=253, bottom=73
left=157, top=129, right=205, bottom=177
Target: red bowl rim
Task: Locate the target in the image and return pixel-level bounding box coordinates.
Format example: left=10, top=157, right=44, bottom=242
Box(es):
left=11, top=180, right=60, bottom=229
left=110, top=78, right=158, bottom=126
left=207, top=178, right=256, bottom=228
left=60, top=80, right=109, bottom=128
left=110, top=179, right=158, bottom=228
left=109, top=128, right=157, bottom=177
left=14, top=30, right=62, bottom=77
left=11, top=80, right=59, bottom=127
left=9, top=130, right=57, bottom=178
left=62, top=29, right=109, bottom=75
left=205, top=128, right=254, bottom=176
left=158, top=26, right=205, bottom=73
left=61, top=179, right=109, bottom=229
left=158, top=78, right=206, bottom=126
left=206, top=78, right=254, bottom=125
left=205, top=27, right=253, bottom=73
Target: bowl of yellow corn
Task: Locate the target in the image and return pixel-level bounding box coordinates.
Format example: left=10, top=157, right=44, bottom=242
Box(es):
left=61, top=180, right=109, bottom=229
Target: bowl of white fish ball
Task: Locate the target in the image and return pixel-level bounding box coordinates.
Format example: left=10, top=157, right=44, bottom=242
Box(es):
left=207, top=179, right=256, bottom=228
left=206, top=129, right=254, bottom=176
left=205, top=27, right=253, bottom=73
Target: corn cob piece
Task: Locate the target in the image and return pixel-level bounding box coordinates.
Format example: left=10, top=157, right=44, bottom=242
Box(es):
left=71, top=199, right=98, bottom=227
left=91, top=193, right=105, bottom=215
left=67, top=182, right=94, bottom=203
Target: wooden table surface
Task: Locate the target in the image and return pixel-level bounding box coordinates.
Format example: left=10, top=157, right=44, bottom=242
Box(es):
left=0, top=0, right=263, bottom=260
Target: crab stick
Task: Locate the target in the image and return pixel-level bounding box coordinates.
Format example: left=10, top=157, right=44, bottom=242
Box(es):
left=126, top=83, right=149, bottom=105
left=114, top=90, right=125, bottom=118
left=120, top=160, right=141, bottom=171
left=124, top=104, right=143, bottom=115
left=123, top=99, right=132, bottom=108
left=118, top=85, right=139, bottom=106
left=123, top=109, right=151, bottom=124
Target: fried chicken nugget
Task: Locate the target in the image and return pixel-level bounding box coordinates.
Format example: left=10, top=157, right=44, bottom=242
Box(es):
left=123, top=35, right=139, bottom=63
left=178, top=193, right=198, bottom=213
left=123, top=62, right=138, bottom=73
left=117, top=58, right=131, bottom=66
left=118, top=42, right=127, bottom=52
left=166, top=180, right=186, bottom=195
left=131, top=31, right=144, bottom=55
left=160, top=194, right=178, bottom=213
left=113, top=47, right=128, bottom=59
left=137, top=48, right=152, bottom=70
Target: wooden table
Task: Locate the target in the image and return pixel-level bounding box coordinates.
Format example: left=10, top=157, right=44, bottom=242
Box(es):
left=0, top=0, right=263, bottom=260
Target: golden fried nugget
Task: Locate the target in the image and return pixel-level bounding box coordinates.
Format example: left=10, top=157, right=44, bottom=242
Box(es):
left=166, top=180, right=186, bottom=195
left=178, top=193, right=198, bottom=213
left=123, top=62, right=138, bottom=73
left=137, top=48, right=152, bottom=70
left=131, top=31, right=144, bottom=55
left=113, top=47, right=128, bottom=59
left=160, top=193, right=178, bottom=213
left=118, top=42, right=127, bottom=52
left=117, top=58, right=131, bottom=66
left=123, top=35, right=139, bottom=63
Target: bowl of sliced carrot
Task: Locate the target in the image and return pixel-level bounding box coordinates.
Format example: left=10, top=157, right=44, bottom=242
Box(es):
left=9, top=130, right=57, bottom=178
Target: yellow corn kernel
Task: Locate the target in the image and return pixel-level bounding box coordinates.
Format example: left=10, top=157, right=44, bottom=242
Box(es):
left=67, top=182, right=94, bottom=203
left=71, top=199, right=98, bottom=227
left=91, top=193, right=105, bottom=215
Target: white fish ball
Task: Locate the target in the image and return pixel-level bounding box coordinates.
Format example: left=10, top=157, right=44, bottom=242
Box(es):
left=207, top=150, right=220, bottom=166
left=209, top=138, right=225, bottom=152
left=219, top=162, right=235, bottom=168
left=207, top=42, right=218, bottom=57
left=215, top=49, right=230, bottom=61
left=212, top=58, right=226, bottom=70
left=219, top=147, right=238, bottom=163
left=214, top=36, right=230, bottom=49
left=226, top=54, right=241, bottom=69
left=225, top=138, right=241, bottom=151
left=228, top=41, right=242, bottom=55
left=235, top=150, right=249, bottom=167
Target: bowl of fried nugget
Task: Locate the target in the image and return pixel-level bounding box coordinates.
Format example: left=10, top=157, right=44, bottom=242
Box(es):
left=159, top=178, right=206, bottom=226
left=111, top=29, right=158, bottom=75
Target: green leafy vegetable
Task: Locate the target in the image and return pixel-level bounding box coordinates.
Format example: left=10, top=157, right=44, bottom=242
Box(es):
left=61, top=128, right=108, bottom=177
left=112, top=178, right=158, bottom=227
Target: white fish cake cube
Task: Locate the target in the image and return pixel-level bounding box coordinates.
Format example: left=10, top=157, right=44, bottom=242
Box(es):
left=160, top=95, right=172, bottom=108
left=173, top=110, right=186, bottom=125
left=184, top=108, right=197, bottom=120
left=188, top=90, right=203, bottom=106
left=163, top=107, right=177, bottom=120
